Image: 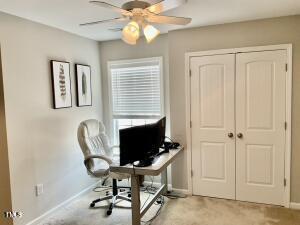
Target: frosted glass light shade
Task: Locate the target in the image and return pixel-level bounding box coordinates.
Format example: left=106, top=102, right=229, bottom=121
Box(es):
left=122, top=21, right=140, bottom=45
left=122, top=36, right=137, bottom=45
left=143, top=25, right=160, bottom=43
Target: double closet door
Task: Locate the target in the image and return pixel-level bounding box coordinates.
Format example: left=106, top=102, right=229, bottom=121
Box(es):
left=190, top=50, right=287, bottom=206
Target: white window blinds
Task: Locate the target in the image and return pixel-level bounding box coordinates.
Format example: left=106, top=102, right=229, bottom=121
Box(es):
left=110, top=59, right=162, bottom=118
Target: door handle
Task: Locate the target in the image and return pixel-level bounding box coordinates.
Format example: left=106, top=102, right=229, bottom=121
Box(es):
left=237, top=133, right=243, bottom=139
left=228, top=132, right=234, bottom=138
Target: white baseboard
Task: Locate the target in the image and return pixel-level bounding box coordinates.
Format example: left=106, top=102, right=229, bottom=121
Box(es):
left=290, top=202, right=300, bottom=210
left=26, top=181, right=101, bottom=225
left=172, top=188, right=191, bottom=195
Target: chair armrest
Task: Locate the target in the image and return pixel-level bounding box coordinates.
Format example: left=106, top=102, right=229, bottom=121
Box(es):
left=84, top=154, right=113, bottom=165
left=84, top=154, right=113, bottom=177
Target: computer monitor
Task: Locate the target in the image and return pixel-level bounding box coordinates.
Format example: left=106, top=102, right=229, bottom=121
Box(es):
left=119, top=117, right=166, bottom=166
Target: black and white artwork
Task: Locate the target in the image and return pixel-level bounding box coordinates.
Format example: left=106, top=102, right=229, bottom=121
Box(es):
left=50, top=60, right=72, bottom=109
left=75, top=64, right=92, bottom=107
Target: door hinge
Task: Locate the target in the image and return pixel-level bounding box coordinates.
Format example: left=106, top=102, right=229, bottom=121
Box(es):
left=285, top=64, right=288, bottom=72
left=284, top=178, right=287, bottom=187
left=190, top=121, right=192, bottom=128
left=284, top=122, right=287, bottom=130
left=191, top=170, right=193, bottom=177
left=189, top=69, right=192, bottom=77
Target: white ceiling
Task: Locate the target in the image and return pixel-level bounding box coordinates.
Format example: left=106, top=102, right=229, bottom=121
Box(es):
left=0, top=0, right=299, bottom=41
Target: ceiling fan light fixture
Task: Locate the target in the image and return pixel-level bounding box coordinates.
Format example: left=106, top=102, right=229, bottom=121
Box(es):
left=143, top=24, right=160, bottom=43
left=122, top=37, right=137, bottom=45
left=122, top=34, right=138, bottom=45
left=122, top=21, right=140, bottom=45
left=82, top=0, right=192, bottom=45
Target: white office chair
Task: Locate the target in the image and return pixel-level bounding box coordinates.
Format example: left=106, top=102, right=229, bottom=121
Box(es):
left=77, top=119, right=131, bottom=215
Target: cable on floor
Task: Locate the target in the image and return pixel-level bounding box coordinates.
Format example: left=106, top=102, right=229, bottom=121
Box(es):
left=141, top=195, right=165, bottom=225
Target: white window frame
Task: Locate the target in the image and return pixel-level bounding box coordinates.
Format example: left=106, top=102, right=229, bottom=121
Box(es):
left=107, top=57, right=164, bottom=143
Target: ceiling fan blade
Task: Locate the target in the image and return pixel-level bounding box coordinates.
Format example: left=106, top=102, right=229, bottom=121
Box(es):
left=89, top=1, right=132, bottom=16
left=80, top=17, right=127, bottom=26
left=146, top=0, right=187, bottom=14
left=108, top=28, right=123, bottom=32
left=146, top=15, right=191, bottom=25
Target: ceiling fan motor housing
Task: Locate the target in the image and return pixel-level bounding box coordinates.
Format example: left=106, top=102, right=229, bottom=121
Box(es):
left=122, top=1, right=151, bottom=11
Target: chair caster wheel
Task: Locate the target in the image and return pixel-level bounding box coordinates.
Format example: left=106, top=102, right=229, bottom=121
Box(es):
left=90, top=203, right=95, bottom=208
left=107, top=210, right=112, bottom=216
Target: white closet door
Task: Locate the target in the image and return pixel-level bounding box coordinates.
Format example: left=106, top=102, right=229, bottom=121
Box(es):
left=190, top=54, right=236, bottom=199
left=236, top=50, right=286, bottom=206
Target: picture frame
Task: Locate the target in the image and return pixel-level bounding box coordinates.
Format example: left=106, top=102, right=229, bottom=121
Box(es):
left=50, top=60, right=72, bottom=109
left=75, top=64, right=92, bottom=107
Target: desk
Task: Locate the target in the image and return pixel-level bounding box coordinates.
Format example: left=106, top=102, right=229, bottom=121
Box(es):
left=110, top=147, right=183, bottom=225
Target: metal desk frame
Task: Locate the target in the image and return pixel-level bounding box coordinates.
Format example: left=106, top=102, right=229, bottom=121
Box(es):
left=110, top=147, right=183, bottom=225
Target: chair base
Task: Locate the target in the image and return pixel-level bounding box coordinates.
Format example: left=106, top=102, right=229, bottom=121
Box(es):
left=90, top=179, right=131, bottom=215
left=90, top=194, right=131, bottom=215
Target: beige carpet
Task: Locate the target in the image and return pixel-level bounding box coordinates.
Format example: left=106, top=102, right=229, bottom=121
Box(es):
left=40, top=190, right=300, bottom=225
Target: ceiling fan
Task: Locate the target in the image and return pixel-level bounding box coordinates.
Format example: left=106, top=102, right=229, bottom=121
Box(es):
left=80, top=0, right=192, bottom=45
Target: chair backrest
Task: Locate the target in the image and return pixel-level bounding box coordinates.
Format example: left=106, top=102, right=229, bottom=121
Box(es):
left=77, top=119, right=113, bottom=172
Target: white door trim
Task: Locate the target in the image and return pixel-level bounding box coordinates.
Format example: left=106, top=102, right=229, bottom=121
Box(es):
left=185, top=44, right=292, bottom=208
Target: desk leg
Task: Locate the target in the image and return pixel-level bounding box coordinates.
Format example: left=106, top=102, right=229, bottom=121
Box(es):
left=161, top=168, right=168, bottom=195
left=131, top=174, right=141, bottom=225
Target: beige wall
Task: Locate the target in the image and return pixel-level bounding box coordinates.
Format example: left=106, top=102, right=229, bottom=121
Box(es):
left=100, top=15, right=300, bottom=203
left=99, top=36, right=170, bottom=136
left=0, top=47, right=13, bottom=225
left=0, top=12, right=103, bottom=225
left=168, top=15, right=300, bottom=202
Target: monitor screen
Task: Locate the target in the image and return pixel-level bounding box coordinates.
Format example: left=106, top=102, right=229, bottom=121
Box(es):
left=119, top=117, right=166, bottom=166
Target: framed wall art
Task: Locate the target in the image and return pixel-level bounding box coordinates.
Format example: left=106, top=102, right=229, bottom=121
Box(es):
left=50, top=60, right=72, bottom=109
left=75, top=64, right=92, bottom=107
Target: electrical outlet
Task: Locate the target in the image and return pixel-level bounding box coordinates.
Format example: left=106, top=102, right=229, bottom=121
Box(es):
left=35, top=184, right=43, bottom=196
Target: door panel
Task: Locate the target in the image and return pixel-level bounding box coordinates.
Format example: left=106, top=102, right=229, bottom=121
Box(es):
left=191, top=54, right=235, bottom=199
left=199, top=65, right=225, bottom=128
left=246, top=144, right=274, bottom=185
left=236, top=50, right=286, bottom=206
left=201, top=142, right=226, bottom=180
left=246, top=61, right=274, bottom=130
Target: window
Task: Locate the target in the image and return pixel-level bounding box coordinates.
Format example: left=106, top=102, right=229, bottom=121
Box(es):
left=108, top=57, right=164, bottom=145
